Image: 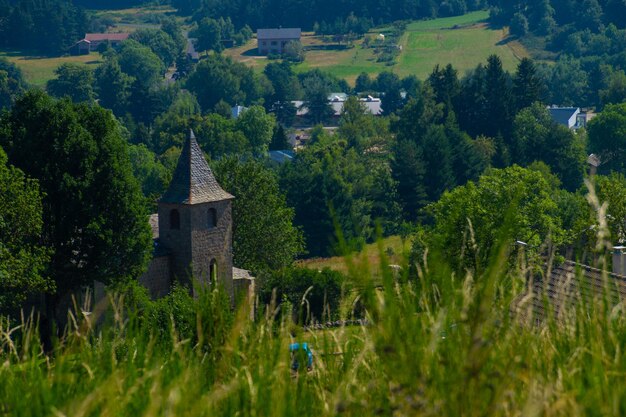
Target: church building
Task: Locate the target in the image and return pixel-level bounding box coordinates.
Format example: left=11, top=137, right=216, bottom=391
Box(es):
left=137, top=130, right=254, bottom=303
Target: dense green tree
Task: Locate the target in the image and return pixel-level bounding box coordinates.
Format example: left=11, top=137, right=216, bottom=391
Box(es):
left=195, top=18, right=223, bottom=52
left=94, top=58, right=133, bottom=117
left=457, top=64, right=488, bottom=137
left=529, top=0, right=556, bottom=34
left=575, top=0, right=603, bottom=31
left=280, top=141, right=396, bottom=256
left=391, top=139, right=428, bottom=221
left=235, top=105, right=276, bottom=154
left=128, top=144, right=170, bottom=206
left=428, top=165, right=566, bottom=270
left=0, top=91, right=152, bottom=316
left=283, top=41, right=305, bottom=62
left=175, top=53, right=194, bottom=79
left=428, top=64, right=460, bottom=113
left=260, top=267, right=344, bottom=322
left=355, top=72, right=373, bottom=92
left=46, top=63, right=94, bottom=103
left=510, top=12, right=529, bottom=36
left=213, top=157, right=304, bottom=272
left=0, top=147, right=52, bottom=314
left=512, top=102, right=552, bottom=164
left=402, top=75, right=422, bottom=99
left=606, top=0, right=626, bottom=29
left=511, top=102, right=586, bottom=191
left=196, top=114, right=249, bottom=158
left=264, top=62, right=300, bottom=125
left=484, top=54, right=513, bottom=139
left=513, top=58, right=546, bottom=111
left=393, top=86, right=443, bottom=144
left=186, top=55, right=257, bottom=111
left=130, top=29, right=181, bottom=67
left=269, top=124, right=290, bottom=150
left=422, top=124, right=456, bottom=201
left=0, top=58, right=26, bottom=109
left=599, top=69, right=626, bottom=108
left=0, top=0, right=87, bottom=54
left=446, top=112, right=489, bottom=184
left=338, top=96, right=384, bottom=149
left=588, top=103, right=626, bottom=173
left=151, top=91, right=202, bottom=153
left=301, top=74, right=333, bottom=123
left=118, top=40, right=165, bottom=88
left=378, top=72, right=404, bottom=115
left=161, top=16, right=187, bottom=53
left=548, top=56, right=588, bottom=106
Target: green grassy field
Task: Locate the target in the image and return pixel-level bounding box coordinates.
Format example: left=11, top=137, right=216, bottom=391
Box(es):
left=225, top=11, right=529, bottom=83
left=297, top=236, right=410, bottom=274
left=0, top=51, right=103, bottom=87
left=91, top=5, right=178, bottom=25
left=0, top=6, right=179, bottom=88
left=4, top=237, right=626, bottom=415
left=395, top=11, right=527, bottom=78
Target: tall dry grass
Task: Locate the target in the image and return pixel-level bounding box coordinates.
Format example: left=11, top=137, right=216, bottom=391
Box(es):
left=2, top=211, right=626, bottom=416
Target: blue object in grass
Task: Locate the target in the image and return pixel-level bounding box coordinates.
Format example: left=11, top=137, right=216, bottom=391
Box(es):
left=289, top=342, right=313, bottom=370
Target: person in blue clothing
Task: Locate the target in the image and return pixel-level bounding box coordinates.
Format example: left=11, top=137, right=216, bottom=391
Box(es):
left=289, top=342, right=313, bottom=371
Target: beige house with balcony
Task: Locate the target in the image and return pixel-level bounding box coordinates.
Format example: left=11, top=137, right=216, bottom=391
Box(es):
left=257, top=28, right=301, bottom=55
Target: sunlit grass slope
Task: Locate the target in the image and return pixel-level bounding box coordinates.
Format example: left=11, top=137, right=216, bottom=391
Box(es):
left=0, top=51, right=103, bottom=88
left=225, top=11, right=529, bottom=83
left=3, top=232, right=626, bottom=416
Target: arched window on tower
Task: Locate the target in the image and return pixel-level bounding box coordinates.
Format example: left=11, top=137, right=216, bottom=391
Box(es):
left=209, top=259, right=218, bottom=285
left=170, top=209, right=180, bottom=230
left=208, top=208, right=217, bottom=228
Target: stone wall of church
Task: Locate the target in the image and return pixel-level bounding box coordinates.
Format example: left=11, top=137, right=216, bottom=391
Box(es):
left=190, top=200, right=234, bottom=301
left=158, top=202, right=193, bottom=284
left=139, top=255, right=171, bottom=299
left=157, top=200, right=234, bottom=302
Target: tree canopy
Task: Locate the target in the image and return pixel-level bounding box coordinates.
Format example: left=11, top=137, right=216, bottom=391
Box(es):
left=588, top=103, right=626, bottom=173
left=0, top=91, right=152, bottom=305
left=428, top=165, right=566, bottom=270
left=213, top=157, right=304, bottom=273
left=46, top=63, right=95, bottom=103
left=0, top=147, right=52, bottom=314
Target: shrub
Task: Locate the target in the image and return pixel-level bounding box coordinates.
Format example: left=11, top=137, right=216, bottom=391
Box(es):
left=259, top=267, right=345, bottom=323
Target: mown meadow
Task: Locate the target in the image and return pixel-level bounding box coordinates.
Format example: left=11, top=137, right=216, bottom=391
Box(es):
left=226, top=11, right=528, bottom=83
left=3, top=229, right=626, bottom=417
left=0, top=51, right=103, bottom=88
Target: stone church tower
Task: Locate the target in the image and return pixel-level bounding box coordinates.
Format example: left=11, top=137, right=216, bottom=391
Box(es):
left=157, top=130, right=235, bottom=300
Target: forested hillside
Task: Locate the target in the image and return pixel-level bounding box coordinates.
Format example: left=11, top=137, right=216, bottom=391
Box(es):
left=4, top=1, right=626, bottom=414
left=0, top=0, right=88, bottom=54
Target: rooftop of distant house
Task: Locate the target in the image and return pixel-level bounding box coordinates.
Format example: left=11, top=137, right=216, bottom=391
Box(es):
left=293, top=95, right=383, bottom=117
left=84, top=33, right=130, bottom=42
left=547, top=106, right=580, bottom=125
left=256, top=28, right=301, bottom=39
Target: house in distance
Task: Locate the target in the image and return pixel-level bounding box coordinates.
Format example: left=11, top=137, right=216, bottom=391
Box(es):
left=257, top=28, right=301, bottom=55
left=70, top=33, right=130, bottom=55
left=547, top=106, right=596, bottom=130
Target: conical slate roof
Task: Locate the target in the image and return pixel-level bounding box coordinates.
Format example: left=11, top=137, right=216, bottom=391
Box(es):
left=160, top=130, right=234, bottom=204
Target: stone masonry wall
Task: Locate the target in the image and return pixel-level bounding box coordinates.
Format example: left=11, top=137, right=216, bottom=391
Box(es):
left=139, top=255, right=171, bottom=299
left=157, top=200, right=234, bottom=302
left=158, top=202, right=193, bottom=284
left=190, top=200, right=234, bottom=301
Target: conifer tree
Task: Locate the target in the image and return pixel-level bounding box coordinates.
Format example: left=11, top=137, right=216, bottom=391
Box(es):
left=513, top=58, right=546, bottom=111
left=391, top=139, right=429, bottom=221
left=421, top=124, right=456, bottom=201
left=484, top=55, right=514, bottom=140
